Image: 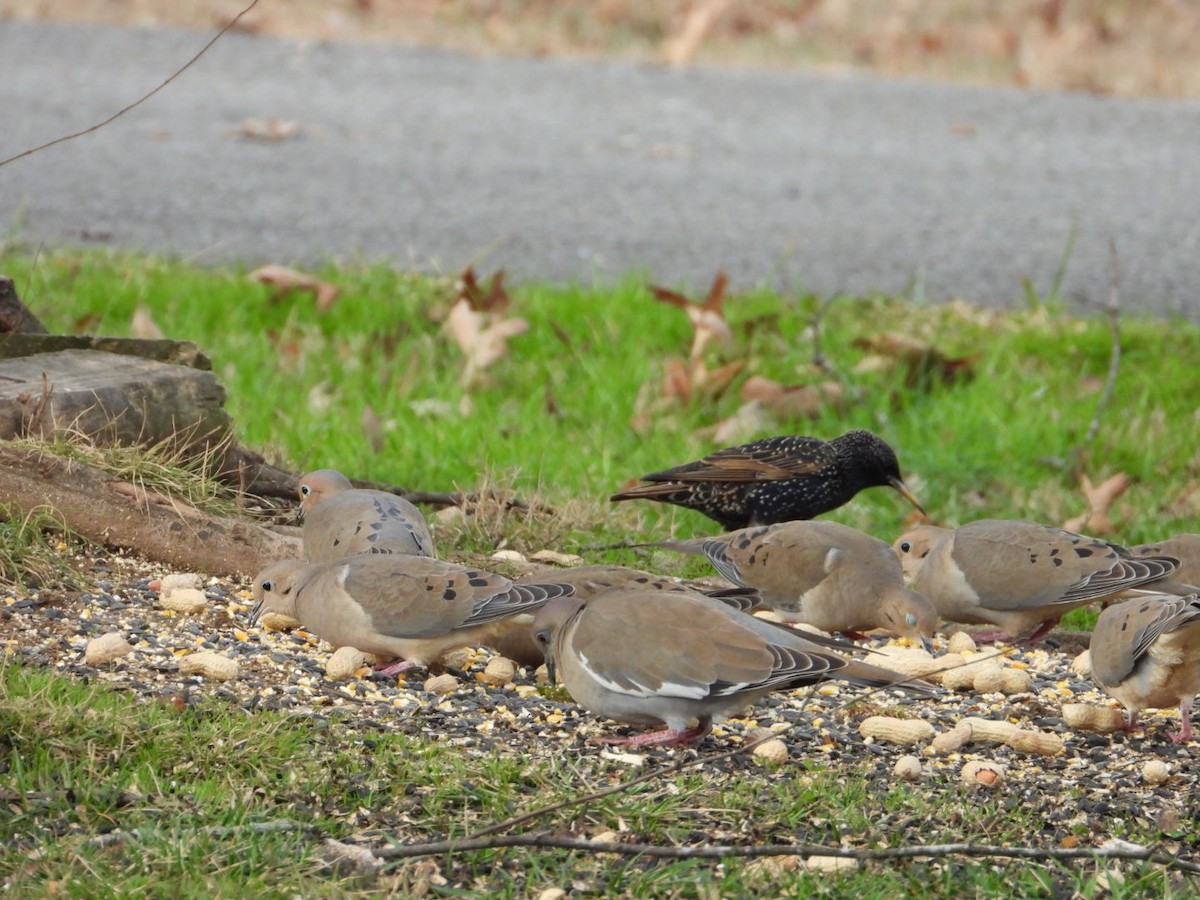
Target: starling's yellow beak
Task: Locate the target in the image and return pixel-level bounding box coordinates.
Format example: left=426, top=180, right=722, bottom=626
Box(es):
left=888, top=476, right=926, bottom=517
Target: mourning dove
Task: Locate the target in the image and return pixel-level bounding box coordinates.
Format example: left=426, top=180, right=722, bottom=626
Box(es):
left=610, top=429, right=924, bottom=530
left=1090, top=593, right=1200, bottom=742
left=492, top=564, right=763, bottom=666
left=298, top=469, right=435, bottom=563
left=654, top=521, right=938, bottom=649
left=1132, top=534, right=1200, bottom=588
left=532, top=589, right=932, bottom=747
left=249, top=555, right=573, bottom=673
left=893, top=519, right=1180, bottom=642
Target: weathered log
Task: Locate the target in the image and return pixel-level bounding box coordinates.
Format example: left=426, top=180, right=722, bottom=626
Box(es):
left=0, top=445, right=301, bottom=578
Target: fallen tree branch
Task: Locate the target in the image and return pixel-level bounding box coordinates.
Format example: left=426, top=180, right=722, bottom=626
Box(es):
left=0, top=445, right=300, bottom=576
left=374, top=833, right=1199, bottom=872
left=0, top=0, right=261, bottom=169
left=74, top=815, right=1198, bottom=877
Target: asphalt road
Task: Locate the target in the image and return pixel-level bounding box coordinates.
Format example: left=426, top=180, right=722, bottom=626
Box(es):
left=3, top=21, right=1198, bottom=315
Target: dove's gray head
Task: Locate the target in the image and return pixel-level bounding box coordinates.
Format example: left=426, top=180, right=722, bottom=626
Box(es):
left=531, top=595, right=588, bottom=684
left=250, top=559, right=308, bottom=625
left=892, top=525, right=948, bottom=583
left=297, top=469, right=354, bottom=518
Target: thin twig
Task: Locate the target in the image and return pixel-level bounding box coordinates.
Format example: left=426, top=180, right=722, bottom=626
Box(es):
left=1049, top=223, right=1079, bottom=301
left=375, top=833, right=1200, bottom=873
left=1065, top=240, right=1122, bottom=472
left=0, top=0, right=261, bottom=168
left=807, top=295, right=836, bottom=373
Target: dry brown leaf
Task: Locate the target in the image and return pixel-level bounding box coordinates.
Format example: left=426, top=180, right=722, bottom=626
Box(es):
left=443, top=298, right=529, bottom=385
left=740, top=374, right=846, bottom=420
left=250, top=264, right=341, bottom=312
left=73, top=313, right=101, bottom=335
left=130, top=305, right=165, bottom=340
left=852, top=334, right=975, bottom=389
left=1062, top=472, right=1132, bottom=534
left=235, top=118, right=301, bottom=141
left=699, top=359, right=746, bottom=398
left=659, top=357, right=744, bottom=406
left=701, top=399, right=771, bottom=445
left=360, top=404, right=384, bottom=454
left=649, top=271, right=734, bottom=361
left=458, top=266, right=510, bottom=313
left=661, top=357, right=694, bottom=404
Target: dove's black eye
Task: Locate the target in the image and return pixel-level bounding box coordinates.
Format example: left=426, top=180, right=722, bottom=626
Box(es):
left=533, top=629, right=551, bottom=647
left=300, top=484, right=311, bottom=497
left=262, top=580, right=274, bottom=593
left=899, top=541, right=912, bottom=553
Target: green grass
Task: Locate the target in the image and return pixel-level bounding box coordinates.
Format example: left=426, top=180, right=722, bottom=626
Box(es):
left=6, top=247, right=1199, bottom=552
left=0, top=503, right=82, bottom=588
left=2, top=246, right=1200, bottom=893
left=0, top=662, right=1177, bottom=897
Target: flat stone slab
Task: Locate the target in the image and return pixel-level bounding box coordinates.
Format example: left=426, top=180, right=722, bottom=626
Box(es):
left=0, top=348, right=230, bottom=447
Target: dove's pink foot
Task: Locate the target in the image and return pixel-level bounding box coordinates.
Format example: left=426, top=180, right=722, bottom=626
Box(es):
left=971, top=619, right=1058, bottom=645
left=598, top=720, right=712, bottom=748
left=374, top=659, right=419, bottom=677
left=838, top=630, right=871, bottom=642
left=964, top=629, right=1012, bottom=644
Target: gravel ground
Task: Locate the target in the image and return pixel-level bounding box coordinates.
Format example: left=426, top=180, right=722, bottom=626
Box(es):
left=2, top=551, right=1195, bottom=863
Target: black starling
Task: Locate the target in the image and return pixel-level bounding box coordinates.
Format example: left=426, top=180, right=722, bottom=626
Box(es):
left=610, top=429, right=925, bottom=530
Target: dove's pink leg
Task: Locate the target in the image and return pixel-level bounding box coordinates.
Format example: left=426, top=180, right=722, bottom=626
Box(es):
left=598, top=720, right=712, bottom=748
left=1170, top=700, right=1194, bottom=743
